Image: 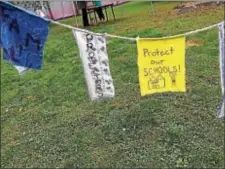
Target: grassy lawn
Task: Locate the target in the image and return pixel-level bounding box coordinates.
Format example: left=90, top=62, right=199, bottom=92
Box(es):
left=1, top=1, right=224, bottom=168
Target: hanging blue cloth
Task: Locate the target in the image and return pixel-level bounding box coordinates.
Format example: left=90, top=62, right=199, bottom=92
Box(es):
left=0, top=1, right=50, bottom=70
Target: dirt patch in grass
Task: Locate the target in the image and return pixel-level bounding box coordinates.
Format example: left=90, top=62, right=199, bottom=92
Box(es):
left=186, top=40, right=203, bottom=47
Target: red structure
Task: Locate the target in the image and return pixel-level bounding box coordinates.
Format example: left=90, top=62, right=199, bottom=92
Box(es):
left=45, top=0, right=129, bottom=20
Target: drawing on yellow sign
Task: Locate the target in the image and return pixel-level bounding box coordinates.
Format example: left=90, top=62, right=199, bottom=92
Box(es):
left=148, top=74, right=165, bottom=90
left=169, top=71, right=177, bottom=87
left=137, top=36, right=186, bottom=96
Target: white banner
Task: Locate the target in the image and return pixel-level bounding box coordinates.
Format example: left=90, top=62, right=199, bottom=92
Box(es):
left=218, top=22, right=224, bottom=119
left=73, top=30, right=115, bottom=101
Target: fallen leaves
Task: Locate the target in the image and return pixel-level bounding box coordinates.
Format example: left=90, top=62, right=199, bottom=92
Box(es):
left=186, top=40, right=203, bottom=47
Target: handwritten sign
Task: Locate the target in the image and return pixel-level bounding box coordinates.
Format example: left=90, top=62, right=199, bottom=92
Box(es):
left=0, top=1, right=50, bottom=70
left=137, top=37, right=186, bottom=96
left=73, top=30, right=115, bottom=100
left=218, top=23, right=224, bottom=119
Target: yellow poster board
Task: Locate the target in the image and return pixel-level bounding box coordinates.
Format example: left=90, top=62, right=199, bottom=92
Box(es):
left=137, top=37, right=186, bottom=96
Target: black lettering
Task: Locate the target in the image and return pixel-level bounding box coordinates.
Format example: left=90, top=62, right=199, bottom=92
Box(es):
left=143, top=49, right=148, bottom=57
left=172, top=66, right=177, bottom=72
left=159, top=67, right=163, bottom=73
left=144, top=68, right=148, bottom=76
left=98, top=37, right=104, bottom=43
left=163, top=66, right=169, bottom=73
left=93, top=73, right=100, bottom=79
left=151, top=60, right=155, bottom=64
left=88, top=51, right=95, bottom=57
left=86, top=34, right=93, bottom=41
left=152, top=51, right=156, bottom=57
left=155, top=49, right=160, bottom=56
left=95, top=79, right=101, bottom=85
left=106, top=87, right=113, bottom=92
left=19, top=45, right=23, bottom=56
left=103, top=68, right=109, bottom=75
left=25, top=33, right=40, bottom=50
left=155, top=67, right=162, bottom=73
left=100, top=46, right=105, bottom=52
left=88, top=56, right=97, bottom=64
left=102, top=60, right=108, bottom=66
left=178, top=65, right=181, bottom=72
left=105, top=79, right=112, bottom=85
left=96, top=84, right=102, bottom=89
left=170, top=47, right=174, bottom=54
left=88, top=63, right=94, bottom=69
left=149, top=68, right=153, bottom=74
left=9, top=46, right=18, bottom=62
left=86, top=43, right=96, bottom=51
left=91, top=68, right=100, bottom=76
left=96, top=86, right=103, bottom=94
left=151, top=60, right=164, bottom=65
left=160, top=51, right=164, bottom=56
left=1, top=8, right=10, bottom=18
left=9, top=19, right=20, bottom=34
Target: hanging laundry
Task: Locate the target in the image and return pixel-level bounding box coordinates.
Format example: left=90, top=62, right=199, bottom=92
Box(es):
left=0, top=1, right=50, bottom=74
left=218, top=22, right=225, bottom=119
left=137, top=36, right=186, bottom=96
left=73, top=30, right=115, bottom=100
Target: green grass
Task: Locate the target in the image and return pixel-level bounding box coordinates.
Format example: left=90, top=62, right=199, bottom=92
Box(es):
left=1, top=1, right=224, bottom=168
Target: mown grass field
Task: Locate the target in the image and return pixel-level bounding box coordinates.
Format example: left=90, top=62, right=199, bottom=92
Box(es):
left=1, top=1, right=224, bottom=168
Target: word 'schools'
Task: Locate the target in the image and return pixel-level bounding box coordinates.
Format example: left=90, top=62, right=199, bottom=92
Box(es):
left=137, top=37, right=186, bottom=96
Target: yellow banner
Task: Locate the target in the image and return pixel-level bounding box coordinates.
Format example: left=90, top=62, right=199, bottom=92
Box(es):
left=137, top=37, right=186, bottom=96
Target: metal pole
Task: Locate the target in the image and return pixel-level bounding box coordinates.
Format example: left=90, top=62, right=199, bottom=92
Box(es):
left=40, top=0, right=45, bottom=11
left=73, top=1, right=79, bottom=27
left=61, top=1, right=65, bottom=19
left=46, top=1, right=54, bottom=20
left=150, top=1, right=156, bottom=16
left=40, top=0, right=47, bottom=16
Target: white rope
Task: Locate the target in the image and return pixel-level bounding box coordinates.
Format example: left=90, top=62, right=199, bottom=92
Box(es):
left=103, top=33, right=137, bottom=41
left=51, top=20, right=103, bottom=36
left=51, top=19, right=224, bottom=41
left=138, top=21, right=224, bottom=40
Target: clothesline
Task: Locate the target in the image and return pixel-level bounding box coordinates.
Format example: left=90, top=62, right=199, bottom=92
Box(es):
left=51, top=19, right=224, bottom=41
